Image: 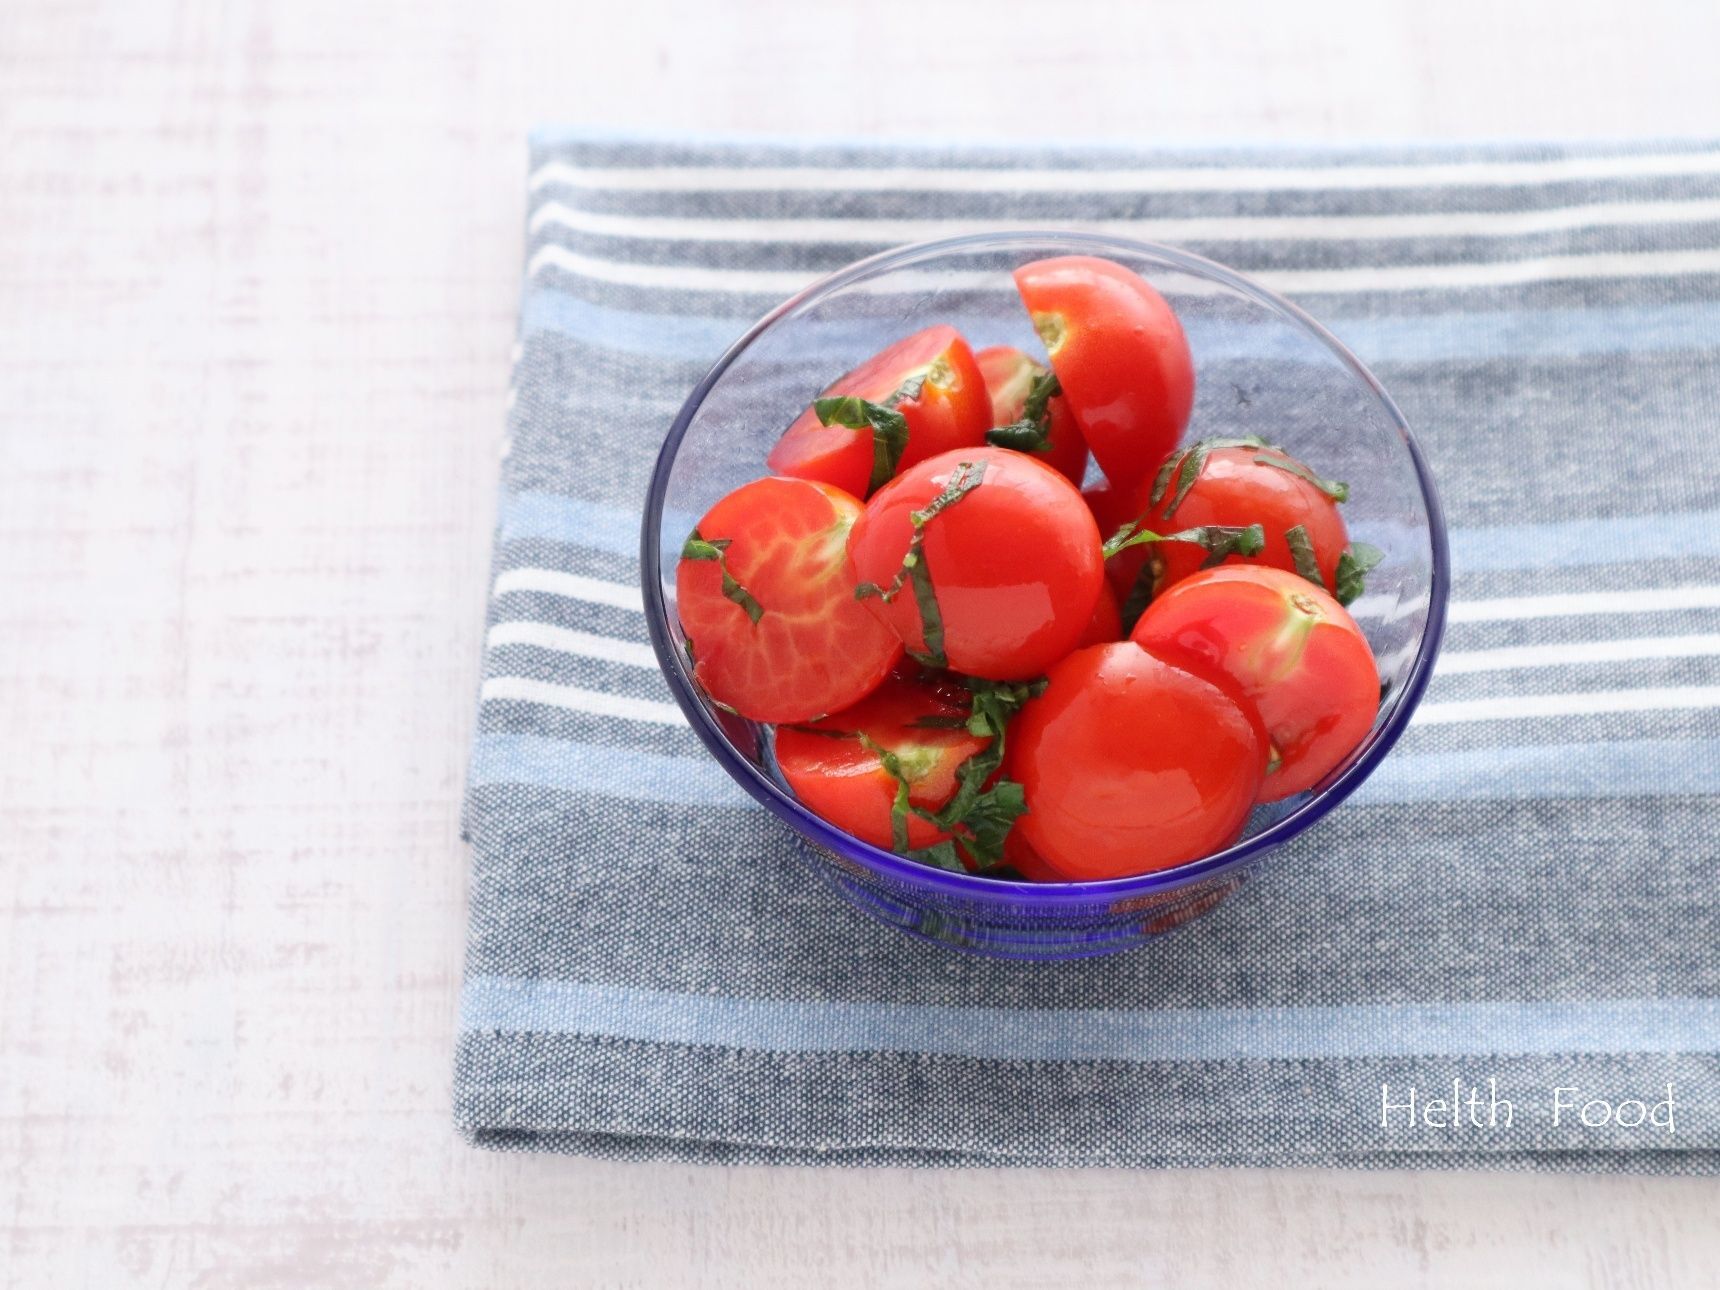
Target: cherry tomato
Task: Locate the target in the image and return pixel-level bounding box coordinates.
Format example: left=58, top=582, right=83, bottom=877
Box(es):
left=1130, top=565, right=1380, bottom=800
left=1076, top=579, right=1122, bottom=646
left=846, top=446, right=1104, bottom=681
left=1134, top=442, right=1351, bottom=599
left=1006, top=642, right=1266, bottom=879
left=1082, top=478, right=1149, bottom=601
left=774, top=674, right=988, bottom=851
left=1012, top=256, right=1194, bottom=494
left=677, top=476, right=901, bottom=723
left=766, top=325, right=991, bottom=498
left=974, top=345, right=1088, bottom=484
left=1002, top=828, right=1064, bottom=883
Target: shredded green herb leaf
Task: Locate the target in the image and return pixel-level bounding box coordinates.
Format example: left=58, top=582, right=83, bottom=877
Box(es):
left=856, top=675, right=1043, bottom=873
left=813, top=395, right=911, bottom=493
left=1285, top=524, right=1326, bottom=590
left=985, top=368, right=1061, bottom=454
left=854, top=459, right=987, bottom=668
left=680, top=529, right=765, bottom=624
left=1333, top=541, right=1384, bottom=606
left=1253, top=450, right=1349, bottom=502
left=1104, top=520, right=1267, bottom=564
left=1148, top=435, right=1269, bottom=518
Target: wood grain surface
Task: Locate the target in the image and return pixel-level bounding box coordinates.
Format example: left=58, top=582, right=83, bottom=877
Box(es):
left=4, top=2, right=1719, bottom=1285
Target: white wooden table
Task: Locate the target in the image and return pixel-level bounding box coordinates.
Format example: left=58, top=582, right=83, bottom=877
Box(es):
left=5, top=2, right=1719, bottom=1284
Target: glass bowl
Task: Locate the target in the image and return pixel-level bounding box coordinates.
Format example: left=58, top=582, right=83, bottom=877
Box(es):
left=641, top=232, right=1448, bottom=960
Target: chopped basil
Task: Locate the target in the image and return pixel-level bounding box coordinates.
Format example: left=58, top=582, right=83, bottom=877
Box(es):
left=812, top=395, right=911, bottom=493
left=1253, top=450, right=1349, bottom=502
left=1104, top=520, right=1266, bottom=564
left=680, top=529, right=764, bottom=624
left=986, top=368, right=1060, bottom=454
left=854, top=459, right=987, bottom=669
left=1148, top=435, right=1269, bottom=518
left=1333, top=541, right=1384, bottom=606
left=1285, top=524, right=1326, bottom=590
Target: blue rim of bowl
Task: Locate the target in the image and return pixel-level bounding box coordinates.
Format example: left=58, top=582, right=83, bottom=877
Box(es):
left=641, top=231, right=1451, bottom=909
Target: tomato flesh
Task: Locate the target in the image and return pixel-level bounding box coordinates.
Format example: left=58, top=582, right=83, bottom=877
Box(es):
left=1007, top=642, right=1266, bottom=879
left=676, top=476, right=902, bottom=723
left=1130, top=565, right=1380, bottom=800
left=974, top=344, right=1088, bottom=484
left=767, top=325, right=991, bottom=498
left=774, top=675, right=988, bottom=851
left=846, top=446, right=1104, bottom=681
left=1012, top=256, right=1194, bottom=494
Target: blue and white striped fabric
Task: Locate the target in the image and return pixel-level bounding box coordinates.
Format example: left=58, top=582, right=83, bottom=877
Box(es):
left=457, top=131, right=1720, bottom=1169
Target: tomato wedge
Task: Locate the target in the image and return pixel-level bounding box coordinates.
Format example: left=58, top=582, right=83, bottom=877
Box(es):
left=766, top=325, right=991, bottom=498
left=846, top=446, right=1104, bottom=681
left=974, top=345, right=1088, bottom=484
left=1006, top=642, right=1266, bottom=879
left=676, top=476, right=901, bottom=723
left=1130, top=565, right=1380, bottom=800
left=774, top=674, right=988, bottom=851
left=1012, top=256, right=1194, bottom=494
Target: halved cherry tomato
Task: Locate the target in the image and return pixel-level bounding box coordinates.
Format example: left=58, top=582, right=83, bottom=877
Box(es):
left=677, top=476, right=901, bottom=723
left=774, top=674, right=988, bottom=851
left=846, top=446, right=1104, bottom=681
left=1013, top=256, right=1194, bottom=494
left=1130, top=565, right=1380, bottom=800
left=1006, top=642, right=1266, bottom=879
left=1119, top=442, right=1352, bottom=609
left=974, top=345, right=1088, bottom=484
left=766, top=325, right=991, bottom=498
left=1076, top=579, right=1122, bottom=646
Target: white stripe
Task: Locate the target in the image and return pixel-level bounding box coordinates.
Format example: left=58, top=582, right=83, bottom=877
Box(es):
left=1437, top=633, right=1720, bottom=675
left=530, top=196, right=1720, bottom=246
left=487, top=620, right=659, bottom=668
left=1414, top=685, right=1720, bottom=726
left=1449, top=585, right=1720, bottom=623
left=481, top=675, right=687, bottom=726
left=493, top=567, right=644, bottom=611
left=528, top=241, right=1720, bottom=297
left=529, top=151, right=1720, bottom=195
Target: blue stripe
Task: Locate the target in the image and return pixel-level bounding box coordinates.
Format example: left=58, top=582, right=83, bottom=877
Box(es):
left=499, top=487, right=1720, bottom=574
left=522, top=285, right=1720, bottom=365
left=470, top=732, right=747, bottom=806
left=461, top=973, right=1720, bottom=1060
left=470, top=733, right=1720, bottom=809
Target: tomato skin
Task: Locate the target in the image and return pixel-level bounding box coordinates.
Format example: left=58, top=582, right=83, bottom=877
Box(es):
left=1007, top=643, right=1266, bottom=879
left=974, top=345, right=1088, bottom=484
left=846, top=447, right=1104, bottom=681
left=1076, top=579, right=1122, bottom=647
left=1130, top=565, right=1380, bottom=801
left=676, top=477, right=901, bottom=723
left=1082, top=479, right=1150, bottom=602
left=767, top=326, right=991, bottom=497
left=1142, top=445, right=1351, bottom=594
left=775, top=675, right=988, bottom=851
left=1012, top=256, right=1194, bottom=494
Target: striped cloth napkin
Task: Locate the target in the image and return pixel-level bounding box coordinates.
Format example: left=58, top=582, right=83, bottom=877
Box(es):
left=457, top=131, right=1720, bottom=1169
